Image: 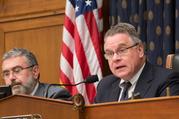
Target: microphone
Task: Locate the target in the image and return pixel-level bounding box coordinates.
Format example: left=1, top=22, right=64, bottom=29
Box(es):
left=51, top=75, right=99, bottom=86
left=65, top=74, right=99, bottom=86
left=0, top=85, right=12, bottom=99
left=44, top=75, right=99, bottom=98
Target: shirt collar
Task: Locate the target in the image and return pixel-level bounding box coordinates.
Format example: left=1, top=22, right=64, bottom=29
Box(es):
left=30, top=82, right=39, bottom=96
left=120, top=63, right=146, bottom=86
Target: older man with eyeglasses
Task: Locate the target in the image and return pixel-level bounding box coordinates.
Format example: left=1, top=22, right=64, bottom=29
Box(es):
left=94, top=23, right=179, bottom=103
left=1, top=48, right=71, bottom=100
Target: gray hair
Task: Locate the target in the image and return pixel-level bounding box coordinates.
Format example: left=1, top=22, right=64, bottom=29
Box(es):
left=104, top=23, right=141, bottom=44
left=2, top=48, right=38, bottom=66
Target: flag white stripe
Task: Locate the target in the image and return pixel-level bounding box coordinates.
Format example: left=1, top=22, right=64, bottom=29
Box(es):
left=60, top=55, right=73, bottom=81
left=73, top=54, right=90, bottom=104
left=63, top=27, right=74, bottom=53
left=60, top=0, right=103, bottom=104
left=76, top=16, right=102, bottom=76
left=65, top=0, right=75, bottom=24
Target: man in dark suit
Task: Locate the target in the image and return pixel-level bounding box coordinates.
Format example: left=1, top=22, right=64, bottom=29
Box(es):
left=95, top=23, right=179, bottom=103
left=1, top=48, right=71, bottom=100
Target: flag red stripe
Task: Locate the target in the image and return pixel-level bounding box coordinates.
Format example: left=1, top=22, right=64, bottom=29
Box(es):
left=60, top=70, right=78, bottom=94
left=74, top=26, right=90, bottom=77
left=85, top=84, right=96, bottom=102
left=98, top=8, right=102, bottom=19
left=84, top=12, right=103, bottom=69
left=61, top=41, right=73, bottom=68
left=64, top=15, right=75, bottom=38
left=74, top=24, right=96, bottom=103
left=60, top=0, right=103, bottom=104
left=84, top=11, right=103, bottom=102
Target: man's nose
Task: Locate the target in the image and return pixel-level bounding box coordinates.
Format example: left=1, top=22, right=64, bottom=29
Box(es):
left=112, top=53, right=122, bottom=60
left=8, top=72, right=16, bottom=82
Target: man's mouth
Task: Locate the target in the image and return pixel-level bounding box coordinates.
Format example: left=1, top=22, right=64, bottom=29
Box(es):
left=11, top=81, right=22, bottom=87
left=12, top=85, right=21, bottom=89
left=116, top=65, right=126, bottom=70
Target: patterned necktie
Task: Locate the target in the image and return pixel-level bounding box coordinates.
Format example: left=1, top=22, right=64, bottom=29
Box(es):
left=120, top=82, right=132, bottom=101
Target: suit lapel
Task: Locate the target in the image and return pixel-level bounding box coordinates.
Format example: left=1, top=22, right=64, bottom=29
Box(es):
left=34, top=83, right=46, bottom=97
left=109, top=78, right=121, bottom=101
left=134, top=62, right=154, bottom=98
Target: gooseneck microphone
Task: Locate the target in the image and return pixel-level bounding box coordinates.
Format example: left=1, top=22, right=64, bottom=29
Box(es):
left=55, top=75, right=99, bottom=86
left=44, top=75, right=99, bottom=98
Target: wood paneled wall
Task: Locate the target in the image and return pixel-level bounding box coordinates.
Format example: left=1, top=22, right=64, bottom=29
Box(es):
left=0, top=0, right=66, bottom=84
left=0, top=0, right=110, bottom=84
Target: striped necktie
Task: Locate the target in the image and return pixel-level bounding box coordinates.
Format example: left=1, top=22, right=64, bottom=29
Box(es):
left=120, top=82, right=132, bottom=101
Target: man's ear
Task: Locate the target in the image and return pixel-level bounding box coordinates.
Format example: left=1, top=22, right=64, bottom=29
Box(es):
left=32, top=65, right=40, bottom=79
left=138, top=44, right=145, bottom=57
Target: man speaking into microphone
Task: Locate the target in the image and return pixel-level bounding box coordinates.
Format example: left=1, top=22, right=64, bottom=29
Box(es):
left=1, top=48, right=71, bottom=100
left=95, top=23, right=179, bottom=103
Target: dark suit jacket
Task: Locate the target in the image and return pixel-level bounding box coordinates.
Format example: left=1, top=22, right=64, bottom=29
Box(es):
left=95, top=62, right=179, bottom=103
left=34, top=82, right=71, bottom=100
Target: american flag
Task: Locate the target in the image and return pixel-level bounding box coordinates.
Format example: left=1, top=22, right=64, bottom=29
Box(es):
left=60, top=0, right=103, bottom=104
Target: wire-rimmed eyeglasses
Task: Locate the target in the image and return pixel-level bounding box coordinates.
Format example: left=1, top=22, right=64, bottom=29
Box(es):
left=2, top=65, right=35, bottom=79
left=104, top=43, right=139, bottom=60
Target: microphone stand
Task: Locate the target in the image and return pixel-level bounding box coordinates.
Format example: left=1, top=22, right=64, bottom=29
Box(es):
left=44, top=75, right=99, bottom=98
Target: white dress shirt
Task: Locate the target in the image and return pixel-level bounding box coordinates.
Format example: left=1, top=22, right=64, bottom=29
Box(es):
left=118, top=63, right=145, bottom=101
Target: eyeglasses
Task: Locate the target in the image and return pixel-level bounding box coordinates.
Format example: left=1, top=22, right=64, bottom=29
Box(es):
left=104, top=43, right=139, bottom=60
left=2, top=65, right=35, bottom=79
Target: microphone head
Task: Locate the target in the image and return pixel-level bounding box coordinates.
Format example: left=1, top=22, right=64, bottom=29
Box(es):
left=85, top=75, right=99, bottom=83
